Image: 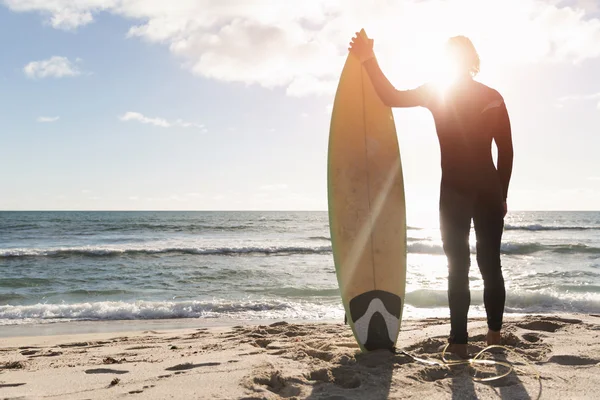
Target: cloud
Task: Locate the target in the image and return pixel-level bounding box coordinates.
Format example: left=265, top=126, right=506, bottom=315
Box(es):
left=562, top=0, right=600, bottom=14
left=120, top=111, right=170, bottom=128
left=6, top=0, right=600, bottom=95
left=24, top=56, right=81, bottom=79
left=119, top=111, right=206, bottom=130
left=3, top=0, right=97, bottom=30
left=557, top=92, right=600, bottom=108
left=37, top=116, right=60, bottom=122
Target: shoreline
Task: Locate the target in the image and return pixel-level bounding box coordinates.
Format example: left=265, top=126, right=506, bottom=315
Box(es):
left=0, top=317, right=341, bottom=338
left=0, top=310, right=540, bottom=338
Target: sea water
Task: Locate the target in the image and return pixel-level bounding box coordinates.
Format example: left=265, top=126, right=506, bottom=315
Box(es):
left=1, top=211, right=599, bottom=326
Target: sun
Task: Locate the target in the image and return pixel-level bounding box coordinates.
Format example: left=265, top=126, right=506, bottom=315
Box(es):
left=381, top=27, right=487, bottom=97
left=428, top=41, right=469, bottom=94
left=430, top=55, right=459, bottom=93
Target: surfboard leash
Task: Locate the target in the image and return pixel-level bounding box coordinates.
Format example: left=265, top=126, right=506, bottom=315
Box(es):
left=396, top=343, right=541, bottom=383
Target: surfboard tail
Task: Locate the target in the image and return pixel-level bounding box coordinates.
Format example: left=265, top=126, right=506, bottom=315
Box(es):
left=349, top=290, right=403, bottom=351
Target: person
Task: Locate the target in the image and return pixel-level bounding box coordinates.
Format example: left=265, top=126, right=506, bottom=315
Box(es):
left=349, top=32, right=514, bottom=358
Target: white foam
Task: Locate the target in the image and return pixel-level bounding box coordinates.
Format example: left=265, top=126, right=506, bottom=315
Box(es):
left=405, top=289, right=600, bottom=314
left=0, top=299, right=343, bottom=326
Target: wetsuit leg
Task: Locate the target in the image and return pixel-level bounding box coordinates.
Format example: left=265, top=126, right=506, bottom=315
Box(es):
left=473, top=193, right=505, bottom=332
left=440, top=185, right=474, bottom=344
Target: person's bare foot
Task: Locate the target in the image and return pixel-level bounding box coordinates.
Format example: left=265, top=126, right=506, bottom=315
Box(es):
left=487, top=329, right=501, bottom=346
left=446, top=343, right=469, bottom=359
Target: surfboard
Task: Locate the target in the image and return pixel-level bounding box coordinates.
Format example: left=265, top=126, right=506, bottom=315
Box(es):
left=327, top=30, right=407, bottom=352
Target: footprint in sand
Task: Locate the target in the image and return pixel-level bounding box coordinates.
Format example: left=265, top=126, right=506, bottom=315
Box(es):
left=306, top=367, right=361, bottom=389
left=58, top=342, right=90, bottom=348
left=165, top=362, right=221, bottom=371
left=521, top=333, right=543, bottom=343
left=103, top=357, right=125, bottom=364
left=0, top=361, right=25, bottom=372
left=85, top=368, right=129, bottom=375
left=29, top=350, right=63, bottom=358
left=543, top=316, right=582, bottom=324
left=517, top=316, right=582, bottom=333
left=126, top=345, right=159, bottom=351
left=187, top=331, right=209, bottom=339
left=517, top=321, right=565, bottom=332
left=548, top=355, right=600, bottom=366
left=268, top=349, right=288, bottom=356
left=0, top=383, right=27, bottom=388
left=248, top=369, right=304, bottom=398
left=239, top=397, right=270, bottom=400
left=304, top=348, right=335, bottom=362
left=239, top=351, right=263, bottom=356
left=254, top=339, right=272, bottom=348
left=411, top=366, right=453, bottom=382
left=306, top=368, right=333, bottom=383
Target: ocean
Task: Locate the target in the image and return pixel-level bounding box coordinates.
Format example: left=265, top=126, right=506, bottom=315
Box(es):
left=1, top=211, right=600, bottom=327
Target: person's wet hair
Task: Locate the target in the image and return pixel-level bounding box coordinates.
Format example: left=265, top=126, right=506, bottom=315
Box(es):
left=445, top=36, right=480, bottom=77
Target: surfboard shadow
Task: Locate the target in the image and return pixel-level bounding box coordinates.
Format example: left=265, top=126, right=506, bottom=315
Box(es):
left=304, top=349, right=409, bottom=399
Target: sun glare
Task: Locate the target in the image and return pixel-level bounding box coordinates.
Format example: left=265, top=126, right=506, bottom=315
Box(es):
left=430, top=52, right=460, bottom=94
left=382, top=35, right=469, bottom=95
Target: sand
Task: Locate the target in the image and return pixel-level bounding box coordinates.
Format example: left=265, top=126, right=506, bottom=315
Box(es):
left=1, top=314, right=599, bottom=399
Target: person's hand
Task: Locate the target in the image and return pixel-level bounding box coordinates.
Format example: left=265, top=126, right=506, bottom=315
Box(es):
left=349, top=30, right=375, bottom=63
left=503, top=202, right=508, bottom=217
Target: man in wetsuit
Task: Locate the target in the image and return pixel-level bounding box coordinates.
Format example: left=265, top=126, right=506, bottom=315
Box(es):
left=349, top=33, right=513, bottom=358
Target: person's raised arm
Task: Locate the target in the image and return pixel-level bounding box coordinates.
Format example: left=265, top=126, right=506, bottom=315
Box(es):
left=349, top=31, right=426, bottom=108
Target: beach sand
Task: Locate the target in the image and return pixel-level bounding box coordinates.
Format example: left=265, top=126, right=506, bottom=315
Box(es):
left=1, top=314, right=599, bottom=399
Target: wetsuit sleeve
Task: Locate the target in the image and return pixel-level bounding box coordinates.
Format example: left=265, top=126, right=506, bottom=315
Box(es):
left=483, top=95, right=513, bottom=201
left=362, top=58, right=430, bottom=108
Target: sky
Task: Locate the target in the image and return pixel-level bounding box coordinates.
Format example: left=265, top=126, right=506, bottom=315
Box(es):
left=1, top=0, right=599, bottom=213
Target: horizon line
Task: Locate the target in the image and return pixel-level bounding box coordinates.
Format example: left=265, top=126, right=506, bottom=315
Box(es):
left=1, top=209, right=599, bottom=213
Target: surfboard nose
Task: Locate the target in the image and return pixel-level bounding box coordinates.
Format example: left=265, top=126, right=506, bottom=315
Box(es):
left=349, top=290, right=402, bottom=351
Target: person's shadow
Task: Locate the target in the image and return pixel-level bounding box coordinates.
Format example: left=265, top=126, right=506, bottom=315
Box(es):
left=450, top=366, right=477, bottom=399
left=302, top=340, right=541, bottom=399
left=304, top=349, right=410, bottom=400
left=450, top=350, right=541, bottom=400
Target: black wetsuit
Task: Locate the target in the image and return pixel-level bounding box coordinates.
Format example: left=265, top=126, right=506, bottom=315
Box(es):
left=363, top=58, right=514, bottom=345
left=414, top=80, right=514, bottom=344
